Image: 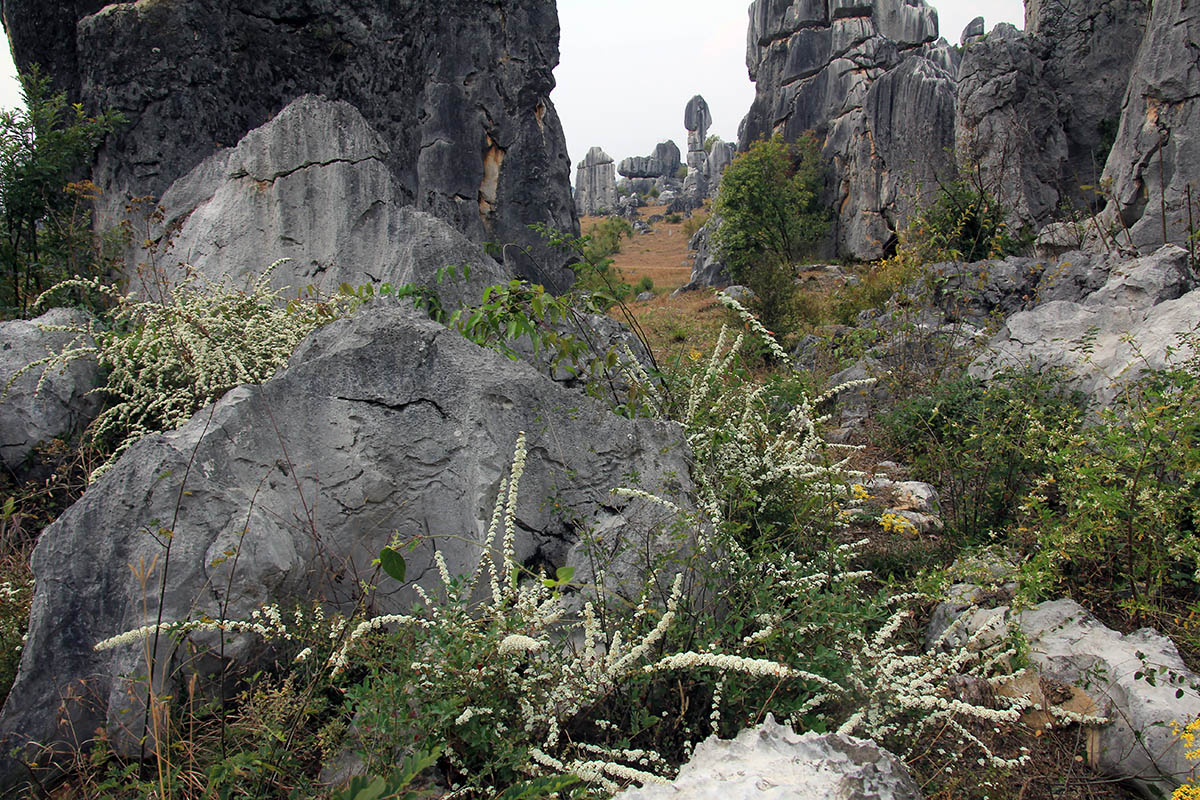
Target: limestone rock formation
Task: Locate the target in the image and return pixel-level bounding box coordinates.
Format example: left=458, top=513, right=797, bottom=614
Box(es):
left=0, top=305, right=698, bottom=782
left=1025, top=0, right=1151, bottom=210
left=617, top=156, right=664, bottom=180
left=574, top=146, right=618, bottom=216
left=741, top=0, right=956, bottom=259
left=1096, top=0, right=1199, bottom=252
left=930, top=593, right=1200, bottom=795
left=969, top=245, right=1198, bottom=404
left=613, top=716, right=923, bottom=799
left=682, top=95, right=713, bottom=206
left=956, top=0, right=1148, bottom=233
left=960, top=16, right=985, bottom=45
left=955, top=24, right=1068, bottom=229
left=705, top=138, right=736, bottom=183
left=2, top=0, right=578, bottom=287
left=0, top=309, right=102, bottom=476
left=142, top=95, right=511, bottom=303
left=618, top=141, right=682, bottom=181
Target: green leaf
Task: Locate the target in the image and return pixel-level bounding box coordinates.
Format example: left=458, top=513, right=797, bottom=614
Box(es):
left=495, top=775, right=580, bottom=799
left=379, top=547, right=407, bottom=583
left=556, top=566, right=575, bottom=584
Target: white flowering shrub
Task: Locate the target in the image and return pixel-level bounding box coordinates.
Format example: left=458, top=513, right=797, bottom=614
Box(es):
left=28, top=261, right=357, bottom=476
left=75, top=289, right=1058, bottom=797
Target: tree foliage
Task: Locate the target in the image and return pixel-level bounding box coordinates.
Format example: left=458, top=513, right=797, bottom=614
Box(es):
left=712, top=134, right=828, bottom=333
left=0, top=68, right=123, bottom=317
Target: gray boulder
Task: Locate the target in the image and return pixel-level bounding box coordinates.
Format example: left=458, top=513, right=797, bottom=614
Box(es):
left=4, top=0, right=578, bottom=289
left=618, top=142, right=682, bottom=181
left=0, top=306, right=699, bottom=784
left=613, top=715, right=923, bottom=799
left=680, top=220, right=730, bottom=291
left=960, top=16, right=985, bottom=45
left=704, top=139, right=736, bottom=184
left=0, top=309, right=103, bottom=476
left=575, top=147, right=618, bottom=217
left=142, top=95, right=510, bottom=305
left=970, top=245, right=1198, bottom=405
left=929, top=596, right=1200, bottom=796
left=1097, top=0, right=1198, bottom=252
left=618, top=156, right=664, bottom=180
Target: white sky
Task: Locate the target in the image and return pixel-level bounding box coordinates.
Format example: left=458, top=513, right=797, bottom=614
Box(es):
left=0, top=0, right=1026, bottom=171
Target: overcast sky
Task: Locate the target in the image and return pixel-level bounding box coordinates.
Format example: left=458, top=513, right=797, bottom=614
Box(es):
left=0, top=0, right=1025, bottom=171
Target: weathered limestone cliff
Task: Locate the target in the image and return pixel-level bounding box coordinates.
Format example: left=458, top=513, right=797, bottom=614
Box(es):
left=1, top=0, right=578, bottom=288
left=741, top=0, right=958, bottom=259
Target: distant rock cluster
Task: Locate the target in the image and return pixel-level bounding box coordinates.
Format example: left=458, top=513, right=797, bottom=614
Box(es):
left=573, top=94, right=736, bottom=217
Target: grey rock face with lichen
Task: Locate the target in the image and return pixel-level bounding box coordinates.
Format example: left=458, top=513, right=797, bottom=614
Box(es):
left=0, top=305, right=699, bottom=786
left=143, top=94, right=511, bottom=304
left=741, top=0, right=956, bottom=259
left=1095, top=0, right=1199, bottom=252
left=618, top=141, right=682, bottom=180
left=961, top=245, right=1199, bottom=405
left=3, top=0, right=578, bottom=289
left=955, top=0, right=1149, bottom=233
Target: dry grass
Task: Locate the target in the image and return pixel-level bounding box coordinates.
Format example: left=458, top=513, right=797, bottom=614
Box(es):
left=581, top=205, right=696, bottom=293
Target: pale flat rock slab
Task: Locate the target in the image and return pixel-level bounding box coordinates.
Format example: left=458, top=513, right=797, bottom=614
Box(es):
left=614, top=716, right=923, bottom=799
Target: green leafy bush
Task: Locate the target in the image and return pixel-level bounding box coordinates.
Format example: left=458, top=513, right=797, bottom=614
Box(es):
left=906, top=170, right=1024, bottom=263
left=0, top=69, right=123, bottom=318
left=878, top=369, right=1088, bottom=542
left=712, top=134, right=828, bottom=334
left=1018, top=349, right=1200, bottom=627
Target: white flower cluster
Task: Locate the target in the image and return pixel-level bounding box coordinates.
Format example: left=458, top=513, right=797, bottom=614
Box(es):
left=716, top=291, right=790, bottom=363
left=29, top=261, right=359, bottom=479
left=837, top=607, right=1034, bottom=769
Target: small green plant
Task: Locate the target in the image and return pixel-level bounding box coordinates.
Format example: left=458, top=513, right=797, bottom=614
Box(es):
left=711, top=134, right=828, bottom=335
left=906, top=168, right=1025, bottom=263
left=0, top=68, right=124, bottom=318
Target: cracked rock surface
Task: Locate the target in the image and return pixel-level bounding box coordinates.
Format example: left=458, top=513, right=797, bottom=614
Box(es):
left=140, top=94, right=510, bottom=307
left=741, top=0, right=957, bottom=259
left=0, top=306, right=698, bottom=784
left=3, top=0, right=578, bottom=289
left=1098, top=0, right=1200, bottom=252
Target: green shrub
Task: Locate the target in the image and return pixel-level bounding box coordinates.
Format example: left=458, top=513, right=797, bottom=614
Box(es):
left=907, top=170, right=1024, bottom=263
left=583, top=217, right=634, bottom=262
left=0, top=69, right=123, bottom=318
left=712, top=134, right=828, bottom=335
left=877, top=369, right=1088, bottom=542
left=1018, top=349, right=1200, bottom=628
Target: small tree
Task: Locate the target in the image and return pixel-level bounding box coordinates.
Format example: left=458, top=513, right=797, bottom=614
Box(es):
left=712, top=134, right=827, bottom=333
left=0, top=69, right=123, bottom=317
